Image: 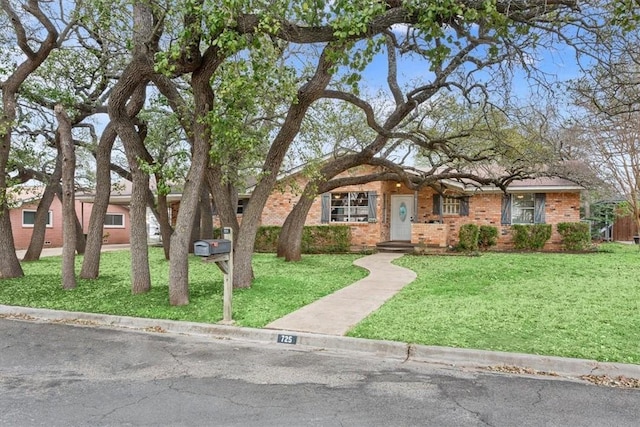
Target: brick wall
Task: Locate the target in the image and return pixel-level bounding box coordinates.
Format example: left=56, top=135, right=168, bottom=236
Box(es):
left=259, top=166, right=385, bottom=249
left=410, top=189, right=581, bottom=250
left=411, top=223, right=448, bottom=247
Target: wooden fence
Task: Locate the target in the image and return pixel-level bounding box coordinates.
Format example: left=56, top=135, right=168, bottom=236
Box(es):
left=613, top=215, right=639, bottom=241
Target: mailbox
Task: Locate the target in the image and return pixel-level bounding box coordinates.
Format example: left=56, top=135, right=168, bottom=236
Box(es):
left=194, top=239, right=231, bottom=257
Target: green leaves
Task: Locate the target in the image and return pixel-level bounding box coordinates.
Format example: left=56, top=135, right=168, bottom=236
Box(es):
left=204, top=35, right=296, bottom=178
left=330, top=0, right=386, bottom=39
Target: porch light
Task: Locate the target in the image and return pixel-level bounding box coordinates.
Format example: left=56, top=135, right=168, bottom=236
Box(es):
left=395, top=182, right=401, bottom=188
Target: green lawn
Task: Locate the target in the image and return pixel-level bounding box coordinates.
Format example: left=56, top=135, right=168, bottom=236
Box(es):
left=1, top=244, right=639, bottom=364
left=349, top=243, right=640, bottom=364
left=0, top=249, right=366, bottom=328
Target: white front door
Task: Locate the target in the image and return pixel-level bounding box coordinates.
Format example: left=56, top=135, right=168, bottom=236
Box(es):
left=390, top=195, right=413, bottom=241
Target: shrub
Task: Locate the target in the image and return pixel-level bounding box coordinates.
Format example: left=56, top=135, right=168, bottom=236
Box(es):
left=478, top=225, right=499, bottom=250
left=458, top=224, right=479, bottom=251
left=511, top=224, right=552, bottom=250
left=254, top=226, right=281, bottom=252
left=254, top=225, right=351, bottom=254
left=301, top=225, right=351, bottom=254
left=557, top=222, right=591, bottom=251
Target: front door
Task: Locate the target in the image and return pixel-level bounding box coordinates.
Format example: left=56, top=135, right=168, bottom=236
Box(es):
left=390, top=195, right=413, bottom=241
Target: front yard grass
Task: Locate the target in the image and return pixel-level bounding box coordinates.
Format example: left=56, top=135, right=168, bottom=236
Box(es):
left=0, top=250, right=366, bottom=328
left=348, top=243, right=640, bottom=364
left=0, top=243, right=638, bottom=364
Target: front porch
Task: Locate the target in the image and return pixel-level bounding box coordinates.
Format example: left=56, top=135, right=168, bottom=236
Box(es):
left=376, top=222, right=450, bottom=253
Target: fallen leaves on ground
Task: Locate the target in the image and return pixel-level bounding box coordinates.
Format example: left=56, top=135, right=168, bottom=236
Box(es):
left=580, top=374, right=640, bottom=389
left=143, top=325, right=166, bottom=333
left=0, top=313, right=37, bottom=321
left=52, top=318, right=101, bottom=327
left=483, top=365, right=559, bottom=377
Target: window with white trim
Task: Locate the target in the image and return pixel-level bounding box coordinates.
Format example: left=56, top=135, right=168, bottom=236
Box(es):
left=104, top=213, right=125, bottom=228
left=442, top=197, right=461, bottom=215
left=330, top=192, right=370, bottom=222
left=22, top=210, right=52, bottom=227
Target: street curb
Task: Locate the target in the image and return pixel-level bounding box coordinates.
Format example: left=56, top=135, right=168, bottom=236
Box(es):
left=2, top=304, right=639, bottom=380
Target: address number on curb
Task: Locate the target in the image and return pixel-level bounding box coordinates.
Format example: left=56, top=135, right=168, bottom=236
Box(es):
left=277, top=334, right=298, bottom=345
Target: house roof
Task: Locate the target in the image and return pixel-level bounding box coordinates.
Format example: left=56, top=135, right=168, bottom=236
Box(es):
left=73, top=159, right=585, bottom=207
left=411, top=164, right=584, bottom=194
left=75, top=179, right=189, bottom=205
left=438, top=176, right=584, bottom=194
left=7, top=187, right=46, bottom=208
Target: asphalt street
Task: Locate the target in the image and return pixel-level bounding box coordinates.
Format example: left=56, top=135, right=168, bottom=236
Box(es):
left=1, top=319, right=638, bottom=426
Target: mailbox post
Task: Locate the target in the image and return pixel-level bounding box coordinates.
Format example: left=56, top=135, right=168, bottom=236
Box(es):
left=221, top=227, right=233, bottom=324
left=193, top=228, right=234, bottom=324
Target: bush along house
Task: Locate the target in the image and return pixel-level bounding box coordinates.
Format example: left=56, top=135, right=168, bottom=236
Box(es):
left=258, top=164, right=584, bottom=252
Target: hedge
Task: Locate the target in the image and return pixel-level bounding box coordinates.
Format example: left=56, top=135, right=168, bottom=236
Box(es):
left=254, top=225, right=351, bottom=254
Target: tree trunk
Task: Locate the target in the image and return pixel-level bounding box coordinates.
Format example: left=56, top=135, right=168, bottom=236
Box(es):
left=23, top=143, right=63, bottom=261
left=112, top=83, right=152, bottom=295
left=0, top=113, right=23, bottom=277
left=22, top=175, right=60, bottom=261
left=190, top=203, right=201, bottom=251
left=128, top=163, right=151, bottom=294
left=232, top=234, right=255, bottom=288
left=156, top=192, right=172, bottom=259
left=74, top=214, right=86, bottom=255
left=200, top=187, right=214, bottom=239
left=57, top=105, right=76, bottom=290
left=80, top=125, right=117, bottom=278
left=168, top=155, right=207, bottom=304
left=111, top=86, right=153, bottom=295
left=205, top=168, right=240, bottom=236
left=277, top=193, right=316, bottom=261
left=168, top=56, right=220, bottom=305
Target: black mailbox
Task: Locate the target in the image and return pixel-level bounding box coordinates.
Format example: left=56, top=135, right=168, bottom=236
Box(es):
left=194, top=239, right=231, bottom=257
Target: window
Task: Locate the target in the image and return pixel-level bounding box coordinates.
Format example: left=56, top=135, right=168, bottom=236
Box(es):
left=237, top=199, right=248, bottom=214
left=432, top=194, right=469, bottom=217
left=442, top=197, right=461, bottom=215
left=22, top=210, right=52, bottom=227
left=104, top=213, right=125, bottom=228
left=211, top=199, right=247, bottom=215
left=512, top=194, right=535, bottom=224
left=502, top=193, right=546, bottom=225
left=330, top=192, right=370, bottom=222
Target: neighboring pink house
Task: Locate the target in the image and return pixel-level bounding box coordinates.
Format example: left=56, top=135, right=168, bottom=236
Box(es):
left=10, top=188, right=131, bottom=250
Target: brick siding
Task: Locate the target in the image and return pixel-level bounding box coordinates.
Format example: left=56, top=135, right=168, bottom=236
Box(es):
left=11, top=199, right=131, bottom=250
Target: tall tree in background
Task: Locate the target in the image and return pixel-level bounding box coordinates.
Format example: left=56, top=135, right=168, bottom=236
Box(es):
left=0, top=0, right=73, bottom=277
left=570, top=30, right=640, bottom=235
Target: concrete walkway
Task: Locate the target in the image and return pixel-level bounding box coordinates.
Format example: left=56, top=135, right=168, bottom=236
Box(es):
left=266, top=252, right=416, bottom=336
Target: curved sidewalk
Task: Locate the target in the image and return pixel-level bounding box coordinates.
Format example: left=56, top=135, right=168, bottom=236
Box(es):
left=265, top=252, right=416, bottom=336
